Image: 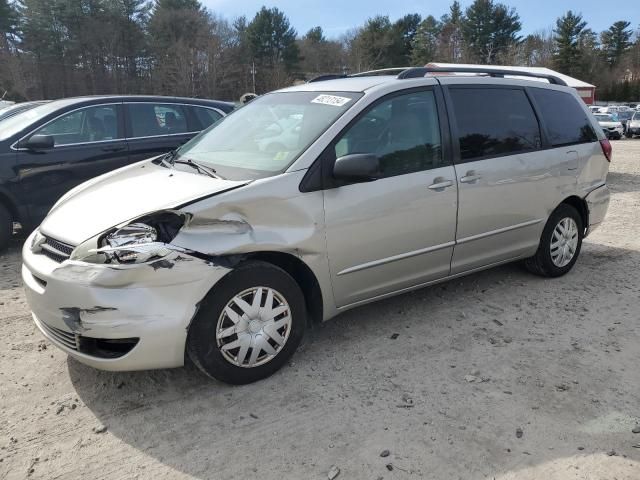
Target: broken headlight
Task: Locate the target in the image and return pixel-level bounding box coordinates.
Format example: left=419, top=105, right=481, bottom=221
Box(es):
left=76, top=211, right=187, bottom=264
left=101, top=223, right=168, bottom=263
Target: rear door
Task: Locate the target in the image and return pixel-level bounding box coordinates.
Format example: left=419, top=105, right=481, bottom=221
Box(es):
left=15, top=103, right=128, bottom=225
left=125, top=102, right=198, bottom=163
left=322, top=88, right=458, bottom=307
left=444, top=85, right=549, bottom=274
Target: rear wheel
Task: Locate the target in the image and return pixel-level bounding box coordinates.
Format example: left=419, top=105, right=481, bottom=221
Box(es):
left=0, top=204, right=12, bottom=252
left=187, top=261, right=306, bottom=384
left=524, top=204, right=583, bottom=277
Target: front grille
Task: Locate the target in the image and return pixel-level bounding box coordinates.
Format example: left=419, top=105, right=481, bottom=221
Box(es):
left=41, top=236, right=74, bottom=263
left=40, top=321, right=79, bottom=351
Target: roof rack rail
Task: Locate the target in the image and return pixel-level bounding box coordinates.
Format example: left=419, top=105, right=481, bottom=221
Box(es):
left=397, top=66, right=568, bottom=86
left=308, top=74, right=347, bottom=83
left=350, top=67, right=409, bottom=77
left=307, top=68, right=408, bottom=83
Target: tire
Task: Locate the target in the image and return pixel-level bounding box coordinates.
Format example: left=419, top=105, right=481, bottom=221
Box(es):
left=0, top=204, right=12, bottom=252
left=187, top=261, right=306, bottom=384
left=524, top=204, right=584, bottom=278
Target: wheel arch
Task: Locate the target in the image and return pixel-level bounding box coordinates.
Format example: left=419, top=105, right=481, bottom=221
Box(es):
left=242, top=251, right=324, bottom=324
left=559, top=195, right=588, bottom=232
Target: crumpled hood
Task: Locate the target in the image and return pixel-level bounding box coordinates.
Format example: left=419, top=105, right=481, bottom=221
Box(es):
left=40, top=160, right=247, bottom=245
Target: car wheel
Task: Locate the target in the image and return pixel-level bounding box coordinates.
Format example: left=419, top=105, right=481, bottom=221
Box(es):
left=187, top=261, right=306, bottom=384
left=0, top=204, right=12, bottom=252
left=524, top=204, right=583, bottom=278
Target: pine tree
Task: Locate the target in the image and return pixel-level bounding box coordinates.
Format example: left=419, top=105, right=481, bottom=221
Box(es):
left=411, top=16, right=441, bottom=65
left=601, top=21, right=633, bottom=67
left=461, top=0, right=521, bottom=64
left=246, top=6, right=299, bottom=75
left=553, top=11, right=587, bottom=77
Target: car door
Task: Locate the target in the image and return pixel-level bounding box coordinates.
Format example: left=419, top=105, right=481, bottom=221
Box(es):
left=15, top=103, right=128, bottom=225
left=322, top=88, right=458, bottom=308
left=444, top=85, right=552, bottom=274
left=125, top=102, right=197, bottom=163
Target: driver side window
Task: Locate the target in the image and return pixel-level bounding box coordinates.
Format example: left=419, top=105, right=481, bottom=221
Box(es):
left=335, top=90, right=443, bottom=178
left=35, top=104, right=121, bottom=146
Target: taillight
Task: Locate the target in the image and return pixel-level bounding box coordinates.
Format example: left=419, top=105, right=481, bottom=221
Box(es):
left=600, top=139, right=612, bottom=162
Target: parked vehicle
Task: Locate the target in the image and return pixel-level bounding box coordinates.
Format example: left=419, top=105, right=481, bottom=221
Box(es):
left=0, top=95, right=233, bottom=249
left=0, top=101, right=50, bottom=123
left=617, top=110, right=634, bottom=135
left=22, top=67, right=610, bottom=384
left=627, top=112, right=640, bottom=138
left=588, top=105, right=602, bottom=114
left=594, top=113, right=624, bottom=139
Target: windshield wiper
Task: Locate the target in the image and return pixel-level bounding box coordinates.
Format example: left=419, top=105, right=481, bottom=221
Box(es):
left=173, top=158, right=224, bottom=179
left=157, top=149, right=177, bottom=168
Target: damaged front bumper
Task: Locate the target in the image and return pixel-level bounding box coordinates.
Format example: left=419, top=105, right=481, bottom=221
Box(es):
left=22, top=231, right=231, bottom=371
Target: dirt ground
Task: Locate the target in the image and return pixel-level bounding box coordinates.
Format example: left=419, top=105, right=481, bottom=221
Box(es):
left=1, top=141, right=639, bottom=480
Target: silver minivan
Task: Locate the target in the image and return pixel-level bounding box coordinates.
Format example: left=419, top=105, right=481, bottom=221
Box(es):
left=22, top=67, right=611, bottom=384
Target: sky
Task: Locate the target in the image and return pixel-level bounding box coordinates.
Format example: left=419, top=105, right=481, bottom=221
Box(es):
left=203, top=0, right=639, bottom=38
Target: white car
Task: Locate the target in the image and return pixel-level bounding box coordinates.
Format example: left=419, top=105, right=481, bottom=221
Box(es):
left=594, top=113, right=624, bottom=140
left=627, top=112, right=640, bottom=138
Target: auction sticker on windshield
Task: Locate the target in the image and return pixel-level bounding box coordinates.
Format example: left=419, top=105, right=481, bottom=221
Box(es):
left=311, top=95, right=352, bottom=107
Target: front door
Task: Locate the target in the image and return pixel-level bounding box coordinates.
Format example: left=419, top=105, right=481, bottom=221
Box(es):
left=323, top=89, right=458, bottom=307
left=15, top=103, right=128, bottom=226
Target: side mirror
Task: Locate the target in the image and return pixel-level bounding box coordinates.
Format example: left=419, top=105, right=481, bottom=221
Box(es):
left=333, top=153, right=380, bottom=182
left=24, top=134, right=54, bottom=151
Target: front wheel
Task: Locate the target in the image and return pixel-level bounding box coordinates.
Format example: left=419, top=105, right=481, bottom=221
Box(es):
left=524, top=204, right=583, bottom=277
left=187, top=261, right=306, bottom=384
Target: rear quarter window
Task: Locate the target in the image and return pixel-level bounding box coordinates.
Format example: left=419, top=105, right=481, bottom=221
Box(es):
left=529, top=88, right=597, bottom=147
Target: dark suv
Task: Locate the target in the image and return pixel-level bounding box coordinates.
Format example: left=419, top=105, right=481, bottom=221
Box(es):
left=0, top=95, right=234, bottom=249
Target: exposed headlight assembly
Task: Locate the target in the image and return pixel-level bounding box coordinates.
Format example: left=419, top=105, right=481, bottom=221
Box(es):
left=74, top=211, right=188, bottom=264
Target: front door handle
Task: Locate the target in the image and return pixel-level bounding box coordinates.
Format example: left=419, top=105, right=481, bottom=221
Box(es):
left=428, top=179, right=454, bottom=190
left=460, top=171, right=482, bottom=183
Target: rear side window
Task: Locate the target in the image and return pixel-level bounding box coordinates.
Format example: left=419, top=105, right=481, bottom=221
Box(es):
left=191, top=106, right=223, bottom=129
left=128, top=103, right=188, bottom=138
left=529, top=88, right=597, bottom=146
left=449, top=88, right=541, bottom=161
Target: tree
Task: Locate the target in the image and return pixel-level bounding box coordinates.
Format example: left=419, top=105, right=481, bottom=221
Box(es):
left=601, top=21, right=633, bottom=67
left=519, top=30, right=555, bottom=67
left=461, top=0, right=521, bottom=64
left=354, top=15, right=393, bottom=70
left=438, top=1, right=464, bottom=62
left=298, top=26, right=343, bottom=76
left=388, top=13, right=421, bottom=65
left=148, top=0, right=211, bottom=96
left=411, top=16, right=441, bottom=65
left=246, top=6, right=299, bottom=80
left=553, top=11, right=587, bottom=77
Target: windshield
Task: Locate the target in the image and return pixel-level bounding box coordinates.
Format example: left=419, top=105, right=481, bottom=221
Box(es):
left=595, top=114, right=615, bottom=122
left=633, top=113, right=640, bottom=121
left=173, top=91, right=363, bottom=180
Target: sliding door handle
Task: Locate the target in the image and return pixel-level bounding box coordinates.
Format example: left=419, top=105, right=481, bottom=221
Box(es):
left=460, top=172, right=482, bottom=183
left=428, top=179, right=454, bottom=190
